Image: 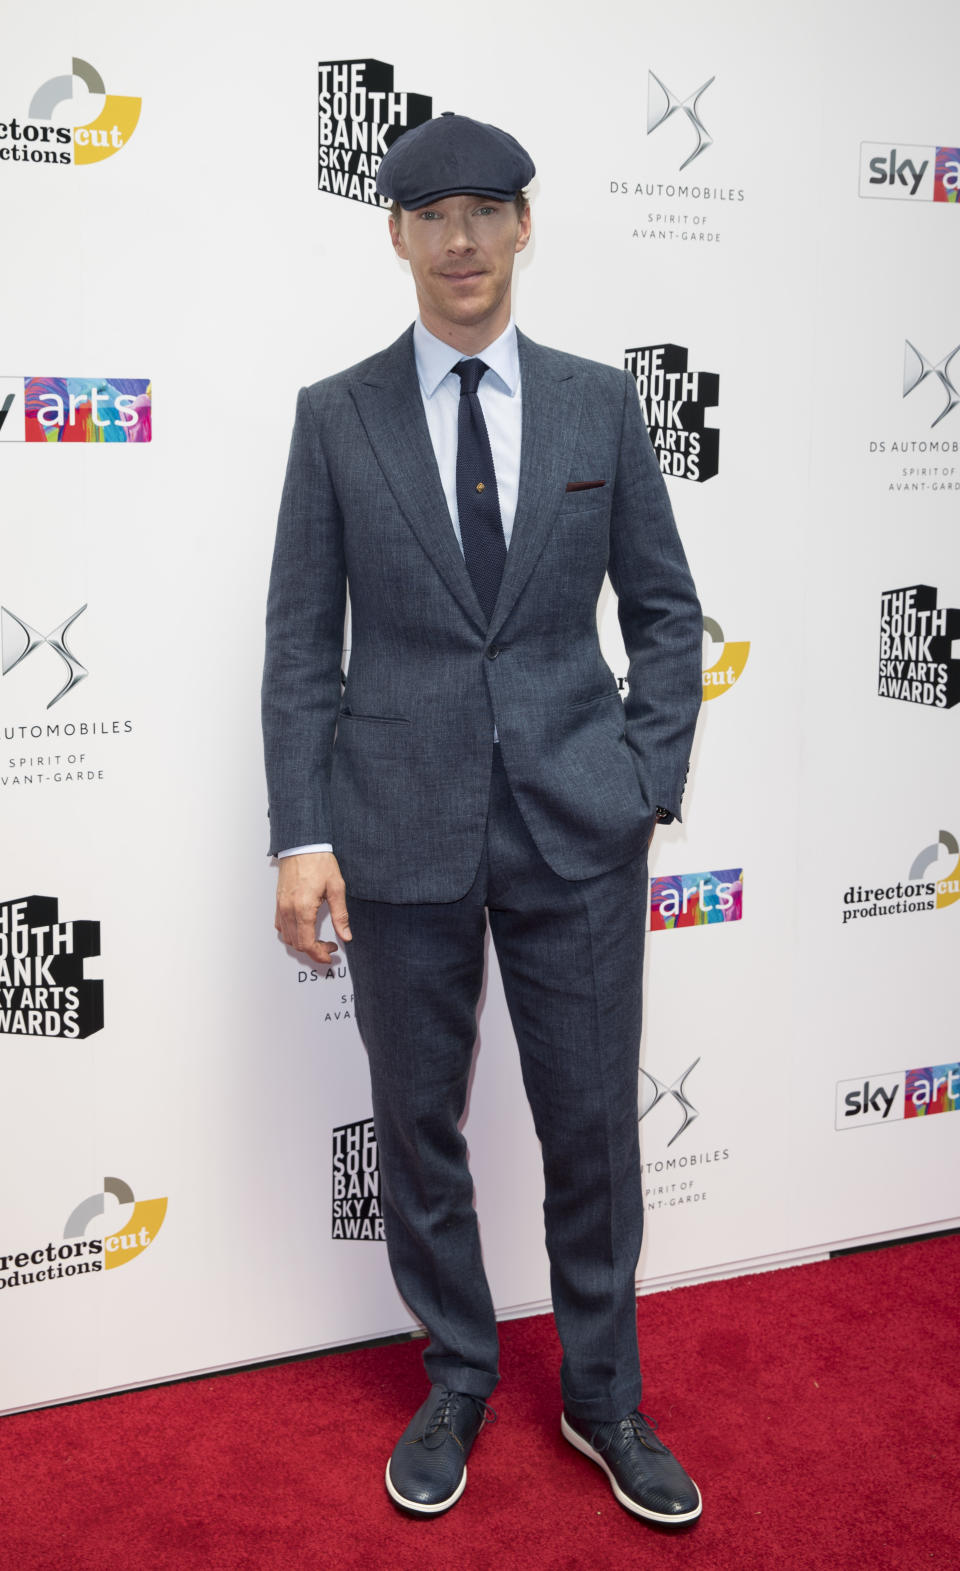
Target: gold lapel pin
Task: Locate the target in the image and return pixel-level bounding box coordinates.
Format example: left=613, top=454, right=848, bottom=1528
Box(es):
left=476, top=482, right=485, bottom=493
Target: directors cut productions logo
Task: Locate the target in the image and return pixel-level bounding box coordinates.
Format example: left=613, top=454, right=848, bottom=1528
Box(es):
left=0, top=895, right=103, bottom=1038
left=859, top=142, right=959, bottom=203
left=1, top=57, right=141, bottom=168
left=878, top=584, right=960, bottom=709
left=702, top=615, right=750, bottom=700
left=332, top=1117, right=384, bottom=1240
left=0, top=1177, right=168, bottom=1297
left=0, top=378, right=151, bottom=443
left=625, top=344, right=719, bottom=481
left=842, top=830, right=960, bottom=924
left=650, top=868, right=743, bottom=930
left=318, top=59, right=431, bottom=207
left=836, top=1065, right=959, bottom=1129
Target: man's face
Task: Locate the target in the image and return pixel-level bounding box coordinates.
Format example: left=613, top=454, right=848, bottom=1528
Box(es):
left=389, top=194, right=531, bottom=341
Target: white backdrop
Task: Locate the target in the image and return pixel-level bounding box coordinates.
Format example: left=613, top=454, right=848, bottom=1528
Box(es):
left=1, top=0, right=957, bottom=1414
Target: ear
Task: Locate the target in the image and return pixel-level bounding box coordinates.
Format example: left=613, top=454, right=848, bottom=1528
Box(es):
left=389, top=215, right=407, bottom=258
left=514, top=206, right=532, bottom=255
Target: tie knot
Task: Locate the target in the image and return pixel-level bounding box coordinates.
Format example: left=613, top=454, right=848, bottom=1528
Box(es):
left=453, top=358, right=488, bottom=396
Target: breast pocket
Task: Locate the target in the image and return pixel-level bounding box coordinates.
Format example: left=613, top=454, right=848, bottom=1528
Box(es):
left=559, top=484, right=610, bottom=518
left=338, top=707, right=409, bottom=725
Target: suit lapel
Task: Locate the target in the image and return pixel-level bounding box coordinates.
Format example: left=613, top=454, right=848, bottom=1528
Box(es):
left=349, top=327, right=486, bottom=633
left=489, top=331, right=583, bottom=638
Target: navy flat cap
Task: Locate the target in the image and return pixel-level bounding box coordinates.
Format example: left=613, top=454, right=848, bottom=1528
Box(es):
left=376, top=111, right=535, bottom=209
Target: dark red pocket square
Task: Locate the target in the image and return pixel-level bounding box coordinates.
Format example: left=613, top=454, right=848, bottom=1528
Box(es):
left=565, top=480, right=606, bottom=491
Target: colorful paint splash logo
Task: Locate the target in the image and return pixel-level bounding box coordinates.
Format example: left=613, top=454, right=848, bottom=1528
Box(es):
left=702, top=615, right=749, bottom=701
left=934, top=146, right=960, bottom=204
left=0, top=378, right=151, bottom=443
left=0, top=57, right=141, bottom=168
left=650, top=868, right=743, bottom=930
left=836, top=1065, right=960, bottom=1129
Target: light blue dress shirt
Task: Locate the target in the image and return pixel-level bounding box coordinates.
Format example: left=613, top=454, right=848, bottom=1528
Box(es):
left=279, top=317, right=522, bottom=860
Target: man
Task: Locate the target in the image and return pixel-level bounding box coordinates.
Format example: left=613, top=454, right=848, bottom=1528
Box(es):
left=263, top=112, right=703, bottom=1524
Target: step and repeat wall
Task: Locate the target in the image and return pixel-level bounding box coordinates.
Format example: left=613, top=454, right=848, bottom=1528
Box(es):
left=1, top=0, right=957, bottom=1413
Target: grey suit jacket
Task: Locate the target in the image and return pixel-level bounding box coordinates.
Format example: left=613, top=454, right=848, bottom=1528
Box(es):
left=262, top=326, right=702, bottom=902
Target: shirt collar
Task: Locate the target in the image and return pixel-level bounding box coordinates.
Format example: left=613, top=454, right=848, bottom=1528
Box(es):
left=413, top=317, right=520, bottom=398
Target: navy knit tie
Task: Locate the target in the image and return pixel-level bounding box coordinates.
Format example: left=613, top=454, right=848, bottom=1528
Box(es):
left=452, top=358, right=506, bottom=623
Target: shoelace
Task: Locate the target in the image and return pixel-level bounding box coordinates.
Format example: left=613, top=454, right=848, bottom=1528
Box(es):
left=419, top=1390, right=498, bottom=1449
left=621, top=1411, right=669, bottom=1453
left=585, top=1409, right=669, bottom=1455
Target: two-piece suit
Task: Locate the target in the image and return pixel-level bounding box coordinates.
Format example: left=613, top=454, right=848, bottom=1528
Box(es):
left=263, top=326, right=700, bottom=884
left=262, top=323, right=702, bottom=1421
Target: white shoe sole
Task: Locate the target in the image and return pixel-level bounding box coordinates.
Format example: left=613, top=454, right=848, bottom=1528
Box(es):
left=384, top=1459, right=467, bottom=1515
left=560, top=1413, right=702, bottom=1524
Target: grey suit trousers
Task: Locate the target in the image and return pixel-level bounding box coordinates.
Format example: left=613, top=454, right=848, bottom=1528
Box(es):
left=348, top=747, right=648, bottom=1423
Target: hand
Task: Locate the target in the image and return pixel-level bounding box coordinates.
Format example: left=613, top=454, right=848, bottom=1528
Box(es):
left=275, top=852, right=351, bottom=965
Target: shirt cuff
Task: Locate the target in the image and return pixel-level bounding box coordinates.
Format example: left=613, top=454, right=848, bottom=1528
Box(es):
left=278, top=844, right=333, bottom=857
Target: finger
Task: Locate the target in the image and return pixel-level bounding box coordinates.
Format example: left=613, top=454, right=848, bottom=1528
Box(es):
left=294, top=902, right=324, bottom=954
left=326, top=880, right=352, bottom=943
left=276, top=899, right=313, bottom=954
left=311, top=941, right=340, bottom=964
left=274, top=925, right=338, bottom=964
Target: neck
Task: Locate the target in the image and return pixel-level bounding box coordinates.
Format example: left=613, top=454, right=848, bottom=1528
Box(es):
left=418, top=299, right=513, bottom=358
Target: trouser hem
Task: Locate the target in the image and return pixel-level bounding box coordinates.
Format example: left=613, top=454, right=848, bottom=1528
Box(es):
left=424, top=1360, right=500, bottom=1402
left=561, top=1379, right=643, bottom=1424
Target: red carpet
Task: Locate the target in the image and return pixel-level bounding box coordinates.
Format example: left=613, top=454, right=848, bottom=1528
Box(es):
left=2, top=1233, right=958, bottom=1571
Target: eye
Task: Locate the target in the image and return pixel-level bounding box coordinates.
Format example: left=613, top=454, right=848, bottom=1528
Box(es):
left=417, top=209, right=441, bottom=220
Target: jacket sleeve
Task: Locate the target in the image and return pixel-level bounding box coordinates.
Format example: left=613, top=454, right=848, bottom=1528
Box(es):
left=261, top=386, right=347, bottom=856
left=606, top=370, right=702, bottom=821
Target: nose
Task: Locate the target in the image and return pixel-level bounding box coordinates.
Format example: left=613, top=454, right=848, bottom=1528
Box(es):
left=446, top=218, right=475, bottom=253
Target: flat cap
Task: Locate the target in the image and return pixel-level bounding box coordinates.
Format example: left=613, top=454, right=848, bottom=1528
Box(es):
left=376, top=111, right=535, bottom=209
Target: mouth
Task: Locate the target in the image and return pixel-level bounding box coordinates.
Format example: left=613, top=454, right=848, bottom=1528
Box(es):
left=440, top=270, right=487, bottom=282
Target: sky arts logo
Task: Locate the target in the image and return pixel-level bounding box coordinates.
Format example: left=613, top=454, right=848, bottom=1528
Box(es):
left=0, top=378, right=151, bottom=443
left=650, top=869, right=742, bottom=930
left=702, top=615, right=749, bottom=700
left=842, top=830, right=960, bottom=923
left=0, top=57, right=140, bottom=168
left=878, top=584, right=960, bottom=709
left=332, top=1117, right=384, bottom=1240
left=625, top=343, right=719, bottom=481
left=647, top=72, right=715, bottom=170
left=0, top=894, right=103, bottom=1039
left=0, top=1177, right=167, bottom=1295
left=1, top=604, right=87, bottom=709
left=859, top=143, right=959, bottom=203
left=318, top=59, right=431, bottom=207
left=835, top=1065, right=959, bottom=1129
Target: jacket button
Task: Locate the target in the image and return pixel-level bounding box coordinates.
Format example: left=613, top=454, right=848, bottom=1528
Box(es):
left=486, top=646, right=501, bottom=659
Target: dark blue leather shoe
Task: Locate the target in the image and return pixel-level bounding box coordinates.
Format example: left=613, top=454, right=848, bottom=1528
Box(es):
left=562, top=1409, right=702, bottom=1524
left=386, top=1385, right=494, bottom=1515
